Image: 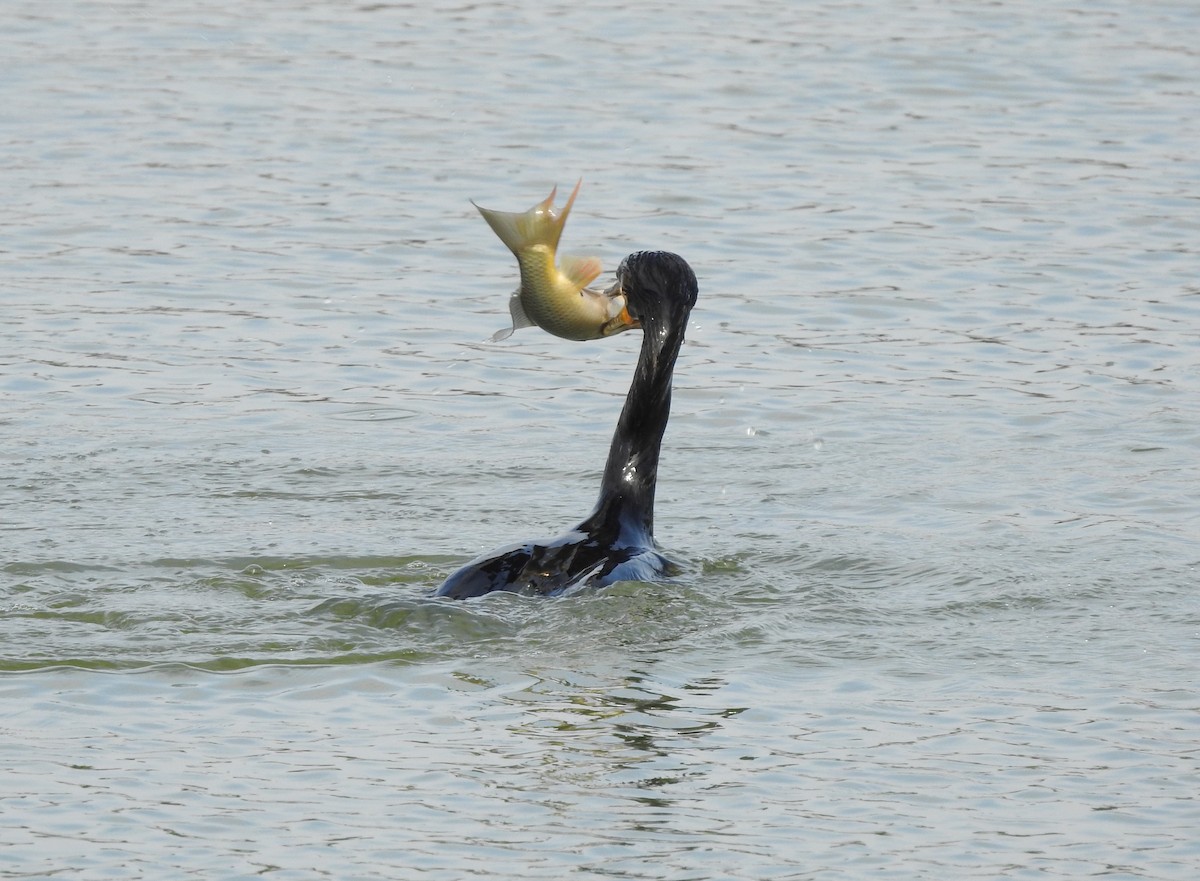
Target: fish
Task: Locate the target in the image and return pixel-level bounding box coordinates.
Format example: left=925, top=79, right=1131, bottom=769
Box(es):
left=472, top=181, right=639, bottom=342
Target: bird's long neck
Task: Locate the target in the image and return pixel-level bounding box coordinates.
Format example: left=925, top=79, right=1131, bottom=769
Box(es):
left=583, top=320, right=685, bottom=545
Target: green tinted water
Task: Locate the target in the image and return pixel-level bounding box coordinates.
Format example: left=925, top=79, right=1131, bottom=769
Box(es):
left=3, top=0, right=1198, bottom=878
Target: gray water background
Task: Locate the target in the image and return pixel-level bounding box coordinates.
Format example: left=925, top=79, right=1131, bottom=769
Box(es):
left=3, top=0, right=1199, bottom=878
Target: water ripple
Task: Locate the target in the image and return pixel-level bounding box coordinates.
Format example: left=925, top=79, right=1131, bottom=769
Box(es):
left=4, top=0, right=1200, bottom=878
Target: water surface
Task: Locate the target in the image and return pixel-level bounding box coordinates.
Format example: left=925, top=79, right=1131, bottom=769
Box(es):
left=3, top=1, right=1198, bottom=878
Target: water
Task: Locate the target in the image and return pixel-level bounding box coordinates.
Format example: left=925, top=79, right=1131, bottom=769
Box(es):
left=3, top=0, right=1199, bottom=877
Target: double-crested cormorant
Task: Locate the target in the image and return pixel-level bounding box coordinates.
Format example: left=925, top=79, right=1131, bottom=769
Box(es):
left=435, top=250, right=698, bottom=599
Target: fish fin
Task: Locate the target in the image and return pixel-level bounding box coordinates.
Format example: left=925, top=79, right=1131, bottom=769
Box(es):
left=559, top=255, right=603, bottom=289
left=508, top=291, right=535, bottom=329
left=471, top=180, right=580, bottom=254
left=559, top=178, right=582, bottom=228
left=491, top=291, right=535, bottom=341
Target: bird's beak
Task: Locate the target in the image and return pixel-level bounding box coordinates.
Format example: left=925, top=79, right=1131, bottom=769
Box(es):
left=600, top=277, right=640, bottom=337
left=601, top=302, right=639, bottom=337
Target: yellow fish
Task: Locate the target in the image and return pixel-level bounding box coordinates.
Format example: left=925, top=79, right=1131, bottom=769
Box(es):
left=473, top=181, right=638, bottom=342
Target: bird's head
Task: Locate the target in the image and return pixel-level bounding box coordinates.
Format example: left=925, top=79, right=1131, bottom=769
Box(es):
left=605, top=251, right=698, bottom=336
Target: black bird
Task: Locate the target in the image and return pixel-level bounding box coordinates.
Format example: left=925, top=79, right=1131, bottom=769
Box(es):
left=435, top=250, right=698, bottom=599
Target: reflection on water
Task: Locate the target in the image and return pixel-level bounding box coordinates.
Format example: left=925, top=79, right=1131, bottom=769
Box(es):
left=4, top=0, right=1200, bottom=877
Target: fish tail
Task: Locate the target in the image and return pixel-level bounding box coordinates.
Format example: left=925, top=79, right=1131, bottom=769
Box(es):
left=472, top=179, right=581, bottom=255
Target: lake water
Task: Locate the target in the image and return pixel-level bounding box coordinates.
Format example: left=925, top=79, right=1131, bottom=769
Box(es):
left=3, top=0, right=1199, bottom=878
